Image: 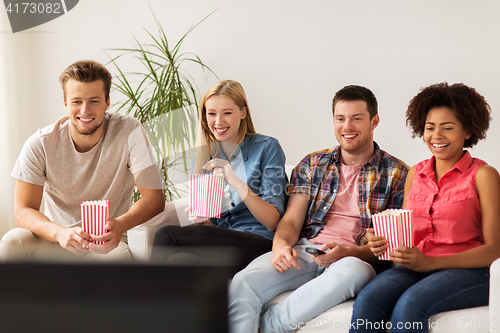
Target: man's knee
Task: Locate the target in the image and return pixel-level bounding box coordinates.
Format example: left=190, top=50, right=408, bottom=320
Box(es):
left=231, top=269, right=249, bottom=292
left=327, top=257, right=376, bottom=288
left=231, top=253, right=273, bottom=294
left=1, top=228, right=36, bottom=246
left=335, top=256, right=375, bottom=275
left=231, top=264, right=259, bottom=292
left=0, top=228, right=38, bottom=259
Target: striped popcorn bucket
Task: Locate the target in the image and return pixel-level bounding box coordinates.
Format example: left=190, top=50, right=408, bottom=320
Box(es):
left=189, top=174, right=225, bottom=218
left=81, top=200, right=109, bottom=246
left=372, top=209, right=413, bottom=260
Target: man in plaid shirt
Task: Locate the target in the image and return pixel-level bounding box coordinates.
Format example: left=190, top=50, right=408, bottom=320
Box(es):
left=229, top=85, right=409, bottom=333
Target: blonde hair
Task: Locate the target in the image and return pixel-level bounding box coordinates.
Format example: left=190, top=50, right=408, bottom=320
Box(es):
left=194, top=80, right=256, bottom=172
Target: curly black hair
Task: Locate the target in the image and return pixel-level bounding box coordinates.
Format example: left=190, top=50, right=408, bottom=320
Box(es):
left=406, top=82, right=491, bottom=148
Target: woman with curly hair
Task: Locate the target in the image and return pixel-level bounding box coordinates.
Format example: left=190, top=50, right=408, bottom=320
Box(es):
left=349, top=82, right=500, bottom=333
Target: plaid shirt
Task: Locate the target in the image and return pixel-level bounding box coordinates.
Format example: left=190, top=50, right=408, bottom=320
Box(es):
left=288, top=142, right=408, bottom=245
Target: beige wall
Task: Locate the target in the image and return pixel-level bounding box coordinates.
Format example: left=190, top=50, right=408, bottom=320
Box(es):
left=1, top=0, right=500, bottom=235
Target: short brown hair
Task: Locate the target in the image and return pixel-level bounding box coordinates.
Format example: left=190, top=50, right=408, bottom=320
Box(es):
left=59, top=60, right=112, bottom=102
left=406, top=82, right=491, bottom=148
left=332, top=85, right=378, bottom=119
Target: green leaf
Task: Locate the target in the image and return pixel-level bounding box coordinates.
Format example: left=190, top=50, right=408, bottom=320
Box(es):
left=105, top=9, right=218, bottom=204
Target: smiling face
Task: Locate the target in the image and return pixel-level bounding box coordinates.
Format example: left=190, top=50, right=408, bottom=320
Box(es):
left=64, top=79, right=110, bottom=151
left=333, top=100, right=379, bottom=163
left=424, top=107, right=470, bottom=165
left=205, top=95, right=247, bottom=144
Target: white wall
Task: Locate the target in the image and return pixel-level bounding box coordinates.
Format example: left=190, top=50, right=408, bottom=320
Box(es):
left=1, top=0, right=499, bottom=234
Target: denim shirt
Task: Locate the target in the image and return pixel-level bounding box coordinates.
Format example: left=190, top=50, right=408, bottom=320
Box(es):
left=208, top=134, right=288, bottom=240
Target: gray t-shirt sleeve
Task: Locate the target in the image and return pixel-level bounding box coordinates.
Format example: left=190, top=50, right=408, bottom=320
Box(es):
left=11, top=130, right=47, bottom=186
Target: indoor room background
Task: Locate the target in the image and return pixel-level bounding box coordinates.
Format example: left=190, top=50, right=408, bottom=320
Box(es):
left=1, top=0, right=499, bottom=237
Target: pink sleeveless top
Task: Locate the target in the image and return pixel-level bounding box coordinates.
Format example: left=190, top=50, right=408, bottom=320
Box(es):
left=406, top=151, right=486, bottom=257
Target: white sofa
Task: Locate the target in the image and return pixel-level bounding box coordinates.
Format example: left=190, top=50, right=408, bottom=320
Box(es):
left=128, top=198, right=500, bottom=333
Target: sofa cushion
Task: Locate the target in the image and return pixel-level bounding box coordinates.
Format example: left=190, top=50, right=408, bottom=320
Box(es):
left=268, top=292, right=489, bottom=333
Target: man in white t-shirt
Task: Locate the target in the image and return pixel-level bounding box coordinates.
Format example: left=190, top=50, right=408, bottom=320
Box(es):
left=0, top=60, right=165, bottom=261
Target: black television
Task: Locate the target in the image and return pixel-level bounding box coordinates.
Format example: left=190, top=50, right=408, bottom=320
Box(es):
left=0, top=247, right=241, bottom=333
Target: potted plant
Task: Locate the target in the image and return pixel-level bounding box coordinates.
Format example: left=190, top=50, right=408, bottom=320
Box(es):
left=107, top=11, right=217, bottom=202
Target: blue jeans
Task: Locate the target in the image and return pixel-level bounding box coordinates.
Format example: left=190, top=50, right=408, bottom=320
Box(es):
left=349, top=266, right=490, bottom=333
left=228, top=239, right=376, bottom=333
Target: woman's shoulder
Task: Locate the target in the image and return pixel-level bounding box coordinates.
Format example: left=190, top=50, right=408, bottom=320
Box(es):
left=247, top=133, right=282, bottom=148
left=244, top=134, right=285, bottom=165
left=248, top=133, right=277, bottom=143
left=475, top=164, right=500, bottom=206
left=415, top=157, right=432, bottom=169
left=404, top=164, right=418, bottom=189
left=471, top=156, right=488, bottom=168
left=408, top=164, right=418, bottom=177
left=407, top=158, right=431, bottom=179
left=476, top=164, right=500, bottom=183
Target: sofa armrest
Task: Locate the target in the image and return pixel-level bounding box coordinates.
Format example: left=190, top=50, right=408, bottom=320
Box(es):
left=490, top=257, right=500, bottom=324
left=128, top=197, right=190, bottom=261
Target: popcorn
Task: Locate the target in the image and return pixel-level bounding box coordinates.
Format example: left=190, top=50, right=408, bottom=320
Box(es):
left=81, top=200, right=109, bottom=245
left=189, top=174, right=225, bottom=218
left=372, top=209, right=413, bottom=260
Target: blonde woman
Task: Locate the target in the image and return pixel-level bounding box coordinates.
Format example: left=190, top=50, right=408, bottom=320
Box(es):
left=152, top=80, right=288, bottom=270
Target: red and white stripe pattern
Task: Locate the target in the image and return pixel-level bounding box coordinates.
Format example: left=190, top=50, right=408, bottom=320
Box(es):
left=81, top=200, right=109, bottom=246
left=399, top=209, right=413, bottom=249
left=189, top=174, right=225, bottom=218
left=372, top=209, right=413, bottom=260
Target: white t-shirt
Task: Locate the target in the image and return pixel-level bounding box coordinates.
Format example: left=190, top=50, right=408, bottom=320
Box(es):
left=11, top=112, right=157, bottom=227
